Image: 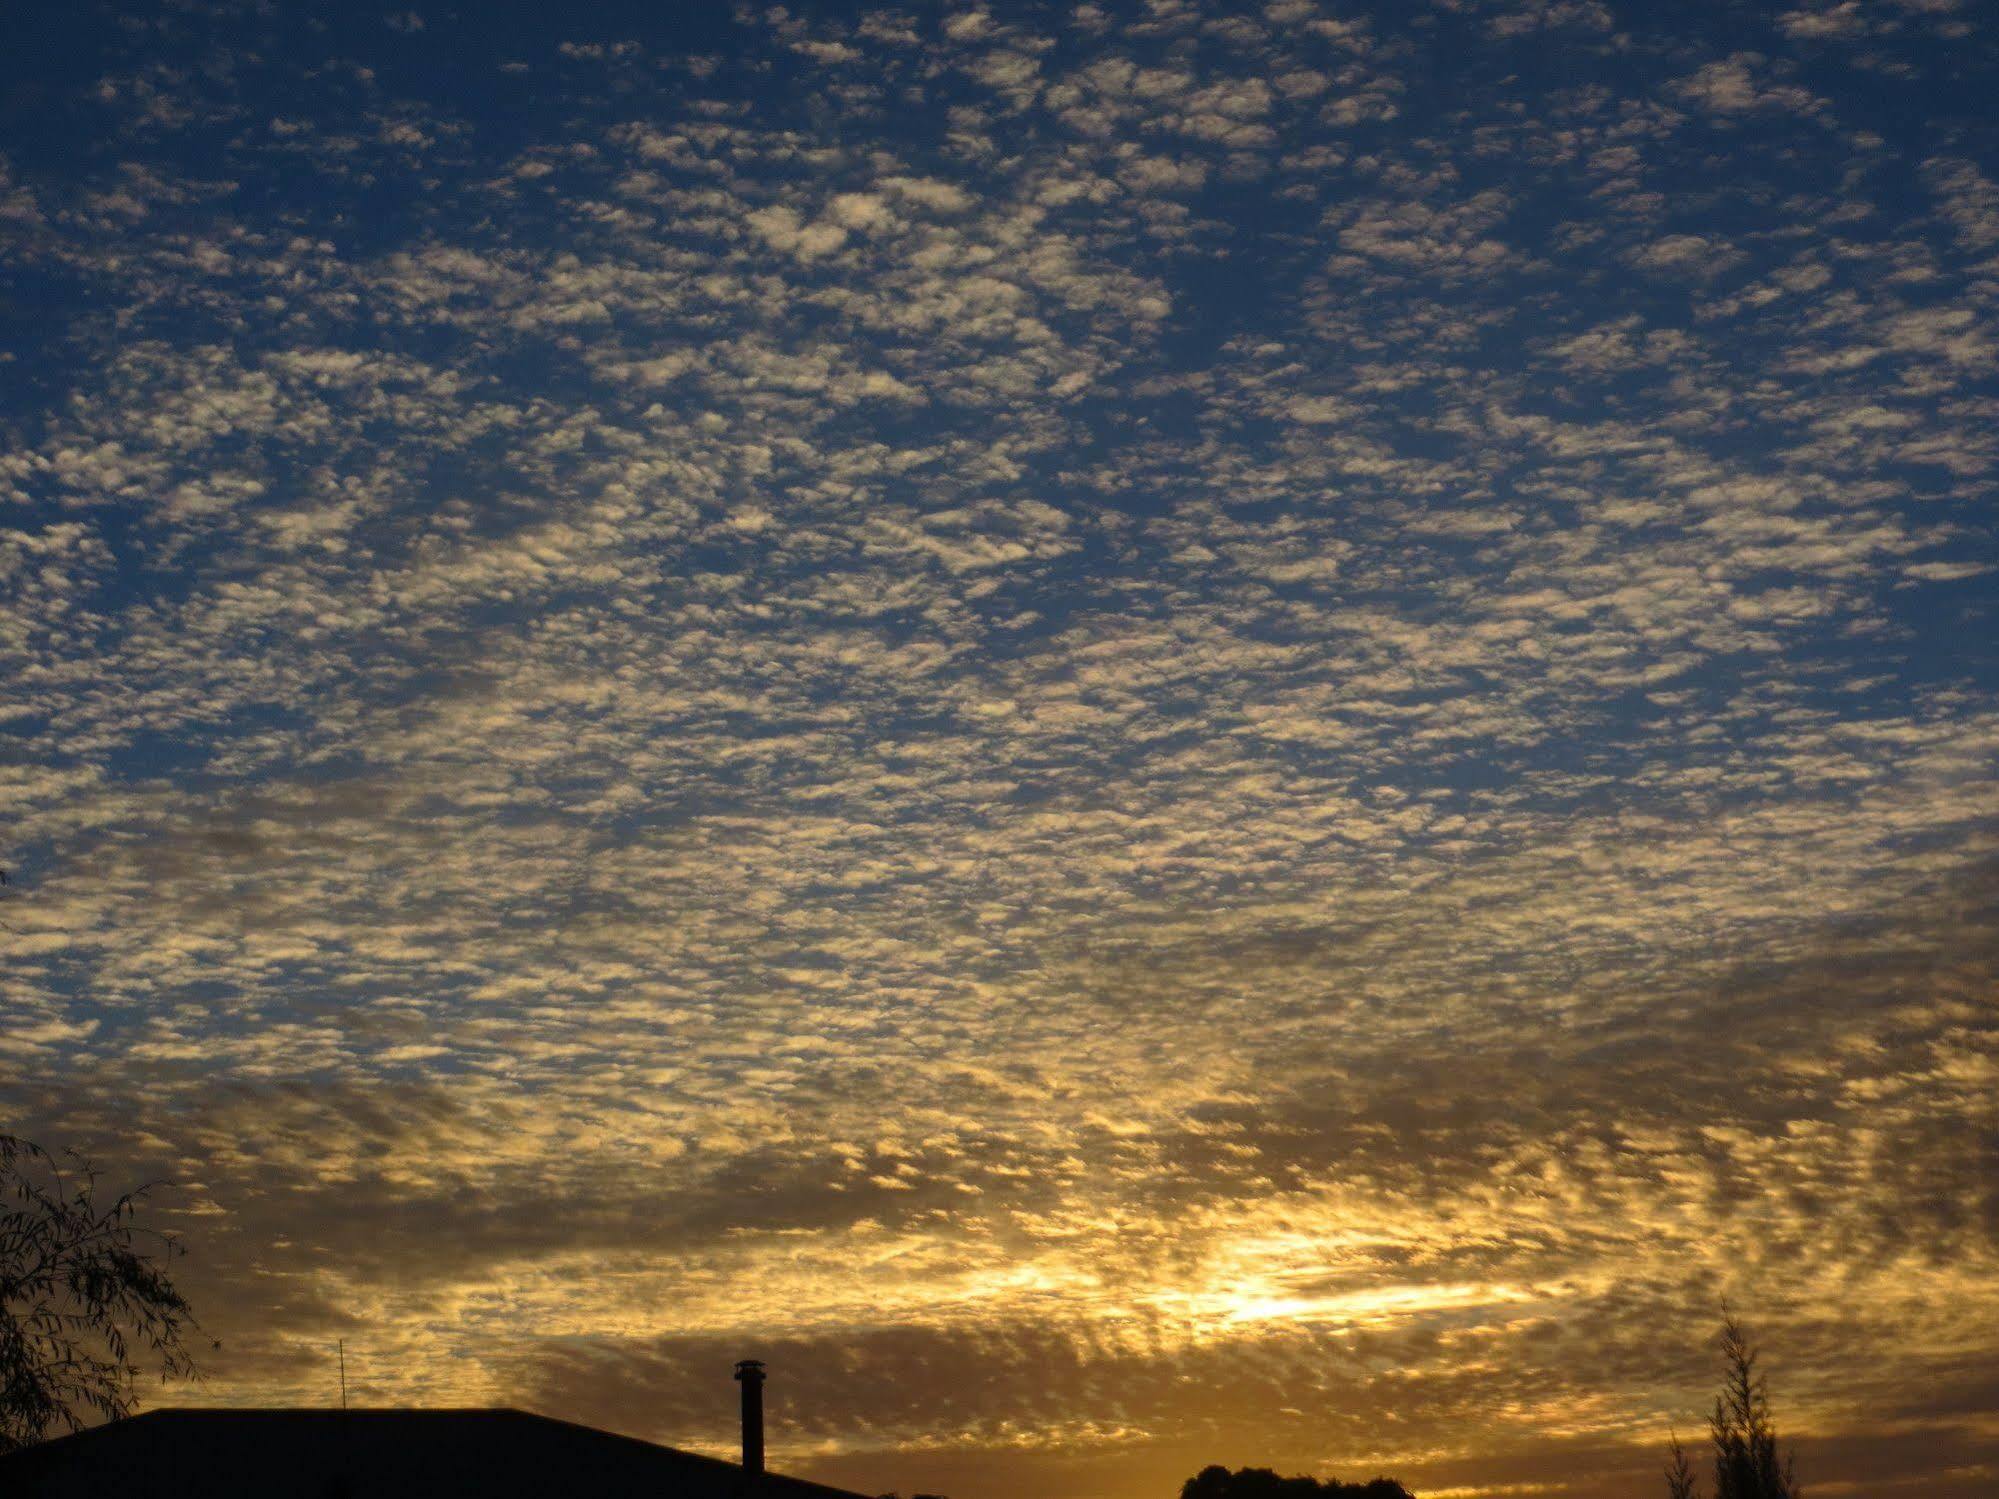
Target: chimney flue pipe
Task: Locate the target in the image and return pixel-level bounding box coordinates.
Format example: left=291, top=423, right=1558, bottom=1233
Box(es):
left=734, top=1358, right=766, bottom=1475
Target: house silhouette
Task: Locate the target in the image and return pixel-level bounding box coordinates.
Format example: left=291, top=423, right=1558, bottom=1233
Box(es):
left=0, top=1407, right=876, bottom=1499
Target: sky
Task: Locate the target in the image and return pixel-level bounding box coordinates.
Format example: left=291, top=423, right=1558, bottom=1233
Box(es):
left=1, top=1, right=1996, bottom=1496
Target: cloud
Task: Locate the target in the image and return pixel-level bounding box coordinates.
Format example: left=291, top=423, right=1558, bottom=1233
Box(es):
left=1, top=3, right=1996, bottom=1497
left=1624, top=233, right=1746, bottom=277
left=1671, top=54, right=1828, bottom=118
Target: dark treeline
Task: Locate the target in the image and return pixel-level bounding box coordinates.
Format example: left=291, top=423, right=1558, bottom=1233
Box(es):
left=1181, top=1464, right=1415, bottom=1499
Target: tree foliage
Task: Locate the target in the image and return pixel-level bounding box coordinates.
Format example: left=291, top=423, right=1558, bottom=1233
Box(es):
left=0, top=1134, right=199, bottom=1453
left=1664, top=1308, right=1799, bottom=1499
left=1664, top=1432, right=1700, bottom=1499
left=1181, top=1463, right=1416, bottom=1499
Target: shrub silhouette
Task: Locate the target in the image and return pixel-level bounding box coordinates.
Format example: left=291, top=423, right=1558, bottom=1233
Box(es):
left=1181, top=1463, right=1415, bottom=1499
left=1664, top=1308, right=1799, bottom=1499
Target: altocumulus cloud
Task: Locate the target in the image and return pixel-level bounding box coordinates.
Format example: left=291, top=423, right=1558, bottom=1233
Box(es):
left=1, top=3, right=1996, bottom=1498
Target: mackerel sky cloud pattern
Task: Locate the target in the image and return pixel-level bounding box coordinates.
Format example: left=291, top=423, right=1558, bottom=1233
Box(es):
left=2, top=3, right=1996, bottom=1496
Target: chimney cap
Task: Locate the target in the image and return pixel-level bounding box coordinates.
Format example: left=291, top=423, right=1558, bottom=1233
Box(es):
left=734, top=1358, right=766, bottom=1380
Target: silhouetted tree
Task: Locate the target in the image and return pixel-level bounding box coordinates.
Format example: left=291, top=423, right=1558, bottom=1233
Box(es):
left=0, top=1133, right=200, bottom=1452
left=1662, top=1309, right=1799, bottom=1499
left=1664, top=1432, right=1699, bottom=1499
left=1180, top=1463, right=1415, bottom=1499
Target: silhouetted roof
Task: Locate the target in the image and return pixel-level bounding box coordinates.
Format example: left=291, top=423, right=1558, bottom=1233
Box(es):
left=0, top=1407, right=876, bottom=1499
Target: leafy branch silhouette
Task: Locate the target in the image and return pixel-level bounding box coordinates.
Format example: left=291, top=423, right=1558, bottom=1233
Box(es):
left=1, top=1134, right=202, bottom=1452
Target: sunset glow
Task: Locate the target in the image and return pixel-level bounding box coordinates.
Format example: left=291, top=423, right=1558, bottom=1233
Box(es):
left=3, top=3, right=1997, bottom=1497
